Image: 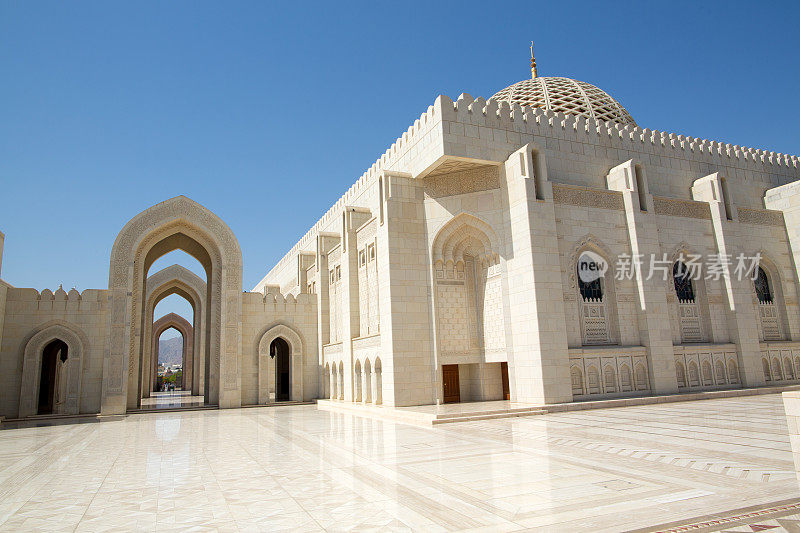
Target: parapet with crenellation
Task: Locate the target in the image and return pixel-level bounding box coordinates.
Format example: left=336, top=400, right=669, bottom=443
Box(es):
left=257, top=92, right=800, bottom=290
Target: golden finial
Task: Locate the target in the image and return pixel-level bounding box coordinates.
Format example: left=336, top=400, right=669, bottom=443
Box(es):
left=530, top=41, right=538, bottom=79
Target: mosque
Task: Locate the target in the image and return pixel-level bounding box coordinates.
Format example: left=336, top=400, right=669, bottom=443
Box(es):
left=2, top=47, right=800, bottom=420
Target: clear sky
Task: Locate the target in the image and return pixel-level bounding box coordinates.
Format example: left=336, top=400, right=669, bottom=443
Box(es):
left=2, top=1, right=799, bottom=329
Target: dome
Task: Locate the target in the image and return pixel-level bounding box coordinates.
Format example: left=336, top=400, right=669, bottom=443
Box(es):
left=490, top=76, right=637, bottom=126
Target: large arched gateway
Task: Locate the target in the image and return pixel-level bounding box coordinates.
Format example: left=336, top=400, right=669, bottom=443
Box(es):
left=102, top=196, right=243, bottom=414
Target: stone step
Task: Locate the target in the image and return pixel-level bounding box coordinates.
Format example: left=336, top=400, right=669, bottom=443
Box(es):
left=431, top=406, right=546, bottom=420
left=127, top=405, right=219, bottom=414
left=431, top=409, right=548, bottom=424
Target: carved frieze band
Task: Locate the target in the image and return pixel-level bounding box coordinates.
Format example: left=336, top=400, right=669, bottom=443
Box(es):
left=552, top=184, right=624, bottom=210
left=737, top=207, right=785, bottom=227
left=652, top=196, right=712, bottom=220
left=423, top=166, right=500, bottom=199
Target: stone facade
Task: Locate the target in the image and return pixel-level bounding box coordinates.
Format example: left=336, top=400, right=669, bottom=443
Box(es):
left=2, top=73, right=800, bottom=419
left=255, top=83, right=800, bottom=409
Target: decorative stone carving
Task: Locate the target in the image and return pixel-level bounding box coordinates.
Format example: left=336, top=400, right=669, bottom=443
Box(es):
left=552, top=184, right=624, bottom=210
left=424, top=165, right=500, bottom=199
left=737, top=207, right=785, bottom=227
left=652, top=196, right=712, bottom=219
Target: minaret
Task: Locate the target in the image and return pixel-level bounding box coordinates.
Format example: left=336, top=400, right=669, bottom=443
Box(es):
left=530, top=41, right=538, bottom=79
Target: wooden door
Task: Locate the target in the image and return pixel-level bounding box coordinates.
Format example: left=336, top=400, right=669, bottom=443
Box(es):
left=501, top=362, right=510, bottom=400
left=442, top=364, right=460, bottom=403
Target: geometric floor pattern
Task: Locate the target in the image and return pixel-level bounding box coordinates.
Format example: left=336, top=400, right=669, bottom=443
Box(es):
left=0, top=394, right=799, bottom=531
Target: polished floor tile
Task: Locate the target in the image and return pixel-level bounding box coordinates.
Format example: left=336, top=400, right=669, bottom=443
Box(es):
left=1, top=394, right=799, bottom=531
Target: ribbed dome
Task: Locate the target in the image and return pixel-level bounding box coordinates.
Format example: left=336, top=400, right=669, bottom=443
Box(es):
left=491, top=77, right=637, bottom=126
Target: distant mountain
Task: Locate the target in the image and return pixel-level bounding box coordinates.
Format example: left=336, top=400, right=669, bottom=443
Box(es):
left=158, top=336, right=183, bottom=366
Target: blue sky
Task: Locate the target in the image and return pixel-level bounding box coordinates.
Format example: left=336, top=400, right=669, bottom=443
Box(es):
left=2, top=1, right=799, bottom=330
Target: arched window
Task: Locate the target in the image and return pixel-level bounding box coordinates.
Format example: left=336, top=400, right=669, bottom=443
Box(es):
left=763, top=358, right=772, bottom=381
left=577, top=263, right=603, bottom=301
left=673, top=262, right=695, bottom=302
left=754, top=267, right=773, bottom=304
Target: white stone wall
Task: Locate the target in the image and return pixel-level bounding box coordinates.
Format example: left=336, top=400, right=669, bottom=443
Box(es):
left=240, top=290, right=318, bottom=405
left=0, top=287, right=109, bottom=418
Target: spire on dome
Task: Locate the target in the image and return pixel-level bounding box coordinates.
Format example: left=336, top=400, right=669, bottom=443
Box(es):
left=530, top=41, right=538, bottom=79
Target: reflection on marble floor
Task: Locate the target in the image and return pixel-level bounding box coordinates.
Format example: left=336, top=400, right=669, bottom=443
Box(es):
left=0, top=394, right=799, bottom=532
left=138, top=390, right=207, bottom=410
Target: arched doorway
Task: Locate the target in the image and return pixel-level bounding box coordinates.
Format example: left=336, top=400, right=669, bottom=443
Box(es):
left=143, top=265, right=206, bottom=399
left=271, top=338, right=291, bottom=401
left=256, top=324, right=304, bottom=404
left=19, top=321, right=87, bottom=418
left=38, top=339, right=67, bottom=415
left=103, top=196, right=243, bottom=414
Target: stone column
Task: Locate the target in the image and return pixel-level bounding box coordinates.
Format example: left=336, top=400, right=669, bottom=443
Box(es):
left=338, top=209, right=363, bottom=402
left=607, top=160, right=678, bottom=394
left=765, top=181, right=800, bottom=340
left=692, top=173, right=763, bottom=386
left=502, top=143, right=572, bottom=404
left=375, top=171, right=434, bottom=406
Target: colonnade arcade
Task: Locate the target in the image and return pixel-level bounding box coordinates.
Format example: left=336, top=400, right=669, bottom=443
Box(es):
left=101, top=196, right=244, bottom=415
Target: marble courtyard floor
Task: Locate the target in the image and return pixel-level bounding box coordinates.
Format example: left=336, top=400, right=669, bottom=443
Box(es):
left=1, top=395, right=800, bottom=532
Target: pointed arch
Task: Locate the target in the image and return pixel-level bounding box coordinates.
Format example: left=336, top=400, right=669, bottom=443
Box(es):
left=19, top=320, right=89, bottom=417
left=103, top=196, right=243, bottom=414
left=431, top=213, right=499, bottom=267
left=151, top=313, right=193, bottom=392
left=142, top=266, right=206, bottom=399
left=256, top=323, right=305, bottom=403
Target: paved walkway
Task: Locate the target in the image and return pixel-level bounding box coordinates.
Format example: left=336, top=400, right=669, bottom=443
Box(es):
left=0, top=394, right=799, bottom=531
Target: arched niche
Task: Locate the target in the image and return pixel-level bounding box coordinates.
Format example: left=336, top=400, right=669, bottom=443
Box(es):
left=19, top=321, right=88, bottom=417
left=430, top=213, right=504, bottom=369
left=102, top=196, right=242, bottom=414
left=256, top=323, right=305, bottom=403
left=142, top=265, right=206, bottom=399
left=150, top=313, right=193, bottom=392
